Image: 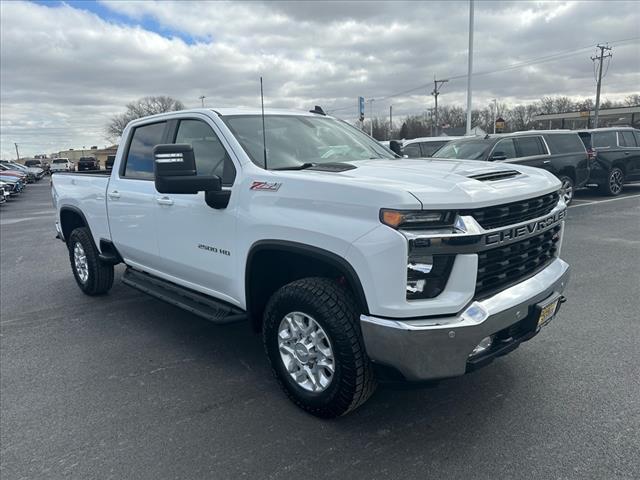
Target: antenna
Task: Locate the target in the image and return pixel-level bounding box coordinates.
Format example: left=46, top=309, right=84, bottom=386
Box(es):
left=260, top=77, right=268, bottom=170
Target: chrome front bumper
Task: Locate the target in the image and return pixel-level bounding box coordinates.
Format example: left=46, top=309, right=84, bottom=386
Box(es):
left=360, top=258, right=570, bottom=381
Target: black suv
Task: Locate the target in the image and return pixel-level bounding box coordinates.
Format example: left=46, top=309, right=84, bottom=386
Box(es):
left=77, top=156, right=99, bottom=171
left=577, top=127, right=640, bottom=196
left=432, top=131, right=589, bottom=204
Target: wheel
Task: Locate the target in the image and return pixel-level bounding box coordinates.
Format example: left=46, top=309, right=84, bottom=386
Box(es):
left=263, top=277, right=377, bottom=418
left=68, top=227, right=114, bottom=295
left=598, top=167, right=624, bottom=196
left=558, top=175, right=575, bottom=205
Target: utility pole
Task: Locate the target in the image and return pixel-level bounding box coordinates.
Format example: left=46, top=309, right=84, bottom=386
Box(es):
left=465, top=0, right=475, bottom=135
left=492, top=99, right=497, bottom=134
left=199, top=95, right=206, bottom=108
left=368, top=99, right=374, bottom=136
left=431, top=77, right=448, bottom=136
left=14, top=143, right=20, bottom=161
left=591, top=44, right=612, bottom=128
left=389, top=105, right=393, bottom=140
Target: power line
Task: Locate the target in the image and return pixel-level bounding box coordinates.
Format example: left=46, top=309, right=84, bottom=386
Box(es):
left=326, top=37, right=639, bottom=115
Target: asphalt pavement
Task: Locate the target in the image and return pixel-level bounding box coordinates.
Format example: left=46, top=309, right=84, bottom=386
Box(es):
left=1, top=181, right=639, bottom=480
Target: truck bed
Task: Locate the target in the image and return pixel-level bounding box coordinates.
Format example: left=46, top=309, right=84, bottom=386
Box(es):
left=51, top=171, right=111, bottom=247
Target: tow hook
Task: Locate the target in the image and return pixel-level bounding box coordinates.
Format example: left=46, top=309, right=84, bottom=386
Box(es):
left=559, top=295, right=567, bottom=304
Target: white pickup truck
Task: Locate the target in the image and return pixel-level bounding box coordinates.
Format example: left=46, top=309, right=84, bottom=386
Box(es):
left=52, top=108, right=570, bottom=417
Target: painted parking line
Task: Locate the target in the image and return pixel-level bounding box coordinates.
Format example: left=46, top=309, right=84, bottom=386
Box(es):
left=569, top=193, right=640, bottom=209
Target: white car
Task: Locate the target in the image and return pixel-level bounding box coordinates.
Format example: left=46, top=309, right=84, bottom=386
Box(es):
left=50, top=158, right=74, bottom=172
left=52, top=108, right=570, bottom=417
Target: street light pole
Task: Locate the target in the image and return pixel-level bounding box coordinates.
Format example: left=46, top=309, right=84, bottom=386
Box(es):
left=367, top=98, right=375, bottom=136
left=199, top=95, right=206, bottom=108
left=465, top=0, right=475, bottom=136
left=493, top=98, right=497, bottom=134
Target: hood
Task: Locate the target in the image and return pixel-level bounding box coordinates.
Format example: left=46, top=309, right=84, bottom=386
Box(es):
left=307, top=158, right=561, bottom=209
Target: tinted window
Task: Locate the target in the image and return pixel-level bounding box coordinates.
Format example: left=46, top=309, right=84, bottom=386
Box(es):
left=619, top=131, right=637, bottom=147
left=420, top=141, right=448, bottom=156
left=403, top=143, right=422, bottom=158
left=544, top=133, right=585, bottom=154
left=634, top=131, right=640, bottom=146
left=175, top=120, right=236, bottom=185
left=491, top=138, right=517, bottom=159
left=592, top=131, right=617, bottom=148
left=124, top=122, right=166, bottom=179
left=515, top=136, right=546, bottom=157
left=578, top=132, right=592, bottom=149
left=53, top=159, right=67, bottom=164
left=432, top=140, right=492, bottom=160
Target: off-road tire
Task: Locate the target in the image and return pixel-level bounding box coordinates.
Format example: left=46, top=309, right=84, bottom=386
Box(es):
left=68, top=227, right=114, bottom=295
left=263, top=277, right=377, bottom=418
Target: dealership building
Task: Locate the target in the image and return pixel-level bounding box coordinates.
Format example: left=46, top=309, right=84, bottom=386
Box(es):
left=532, top=105, right=640, bottom=130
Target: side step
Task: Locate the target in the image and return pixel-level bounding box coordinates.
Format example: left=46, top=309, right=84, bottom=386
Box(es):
left=122, top=268, right=247, bottom=324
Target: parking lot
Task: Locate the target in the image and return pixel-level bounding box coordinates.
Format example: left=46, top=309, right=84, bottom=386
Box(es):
left=1, top=181, right=639, bottom=479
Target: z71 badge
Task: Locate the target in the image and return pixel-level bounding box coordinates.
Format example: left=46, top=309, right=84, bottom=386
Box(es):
left=250, top=181, right=281, bottom=192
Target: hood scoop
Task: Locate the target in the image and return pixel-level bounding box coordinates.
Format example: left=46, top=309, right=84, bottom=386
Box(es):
left=467, top=170, right=521, bottom=182
left=308, top=162, right=357, bottom=172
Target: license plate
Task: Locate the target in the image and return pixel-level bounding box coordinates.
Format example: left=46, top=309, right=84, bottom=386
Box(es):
left=537, top=298, right=559, bottom=328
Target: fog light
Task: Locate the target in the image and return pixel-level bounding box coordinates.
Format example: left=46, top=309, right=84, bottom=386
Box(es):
left=469, top=336, right=493, bottom=358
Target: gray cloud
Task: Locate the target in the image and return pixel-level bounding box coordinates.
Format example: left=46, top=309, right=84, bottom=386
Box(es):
left=1, top=0, right=638, bottom=158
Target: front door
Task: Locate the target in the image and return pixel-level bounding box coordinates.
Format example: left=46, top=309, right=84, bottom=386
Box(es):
left=107, top=120, right=168, bottom=270
left=154, top=117, right=239, bottom=304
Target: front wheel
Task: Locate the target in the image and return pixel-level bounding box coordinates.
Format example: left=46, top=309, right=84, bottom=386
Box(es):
left=263, top=278, right=376, bottom=418
left=559, top=175, right=575, bottom=205
left=599, top=167, right=624, bottom=196
left=68, top=227, right=114, bottom=295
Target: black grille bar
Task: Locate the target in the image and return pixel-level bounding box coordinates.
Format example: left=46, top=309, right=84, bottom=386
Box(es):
left=475, top=225, right=561, bottom=299
left=461, top=191, right=560, bottom=230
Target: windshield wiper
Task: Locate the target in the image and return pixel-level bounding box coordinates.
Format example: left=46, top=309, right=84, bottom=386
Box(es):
left=272, top=163, right=317, bottom=171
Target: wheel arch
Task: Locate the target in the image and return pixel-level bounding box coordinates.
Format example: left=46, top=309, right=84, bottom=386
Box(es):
left=59, top=206, right=89, bottom=243
left=245, top=240, right=369, bottom=331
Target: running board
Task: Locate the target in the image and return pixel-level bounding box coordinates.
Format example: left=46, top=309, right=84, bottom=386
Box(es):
left=122, top=268, right=246, bottom=324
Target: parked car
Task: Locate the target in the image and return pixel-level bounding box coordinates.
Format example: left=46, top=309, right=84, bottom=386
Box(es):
left=0, top=160, right=44, bottom=182
left=402, top=136, right=465, bottom=158
left=52, top=108, right=570, bottom=417
left=25, top=159, right=50, bottom=174
left=432, top=130, right=589, bottom=204
left=0, top=164, right=29, bottom=184
left=0, top=176, right=25, bottom=194
left=577, top=127, right=640, bottom=196
left=0, top=185, right=6, bottom=204
left=50, top=158, right=74, bottom=173
left=105, top=155, right=116, bottom=171
left=78, top=156, right=100, bottom=171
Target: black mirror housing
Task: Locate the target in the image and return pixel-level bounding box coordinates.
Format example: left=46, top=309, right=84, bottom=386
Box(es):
left=490, top=152, right=507, bottom=161
left=153, top=144, right=222, bottom=194
left=389, top=140, right=403, bottom=156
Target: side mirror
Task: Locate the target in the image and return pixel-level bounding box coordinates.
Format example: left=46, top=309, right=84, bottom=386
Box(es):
left=153, top=144, right=221, bottom=194
left=389, top=140, right=403, bottom=156
left=490, top=151, right=507, bottom=161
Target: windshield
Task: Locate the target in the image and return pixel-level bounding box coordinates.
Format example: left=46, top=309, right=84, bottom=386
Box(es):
left=53, top=159, right=68, bottom=164
left=222, top=115, right=395, bottom=170
left=432, top=140, right=492, bottom=160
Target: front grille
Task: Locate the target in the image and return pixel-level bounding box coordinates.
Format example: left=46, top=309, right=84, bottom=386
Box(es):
left=461, top=191, right=560, bottom=229
left=475, top=225, right=561, bottom=299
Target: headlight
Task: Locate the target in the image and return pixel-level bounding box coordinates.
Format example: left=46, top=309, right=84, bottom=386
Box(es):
left=380, top=209, right=455, bottom=230
left=406, top=253, right=455, bottom=300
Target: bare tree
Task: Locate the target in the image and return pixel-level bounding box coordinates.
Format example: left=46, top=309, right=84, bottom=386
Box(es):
left=106, top=96, right=185, bottom=141
left=624, top=94, right=640, bottom=106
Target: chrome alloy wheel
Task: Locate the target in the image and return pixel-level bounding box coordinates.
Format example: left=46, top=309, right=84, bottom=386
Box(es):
left=561, top=178, right=574, bottom=204
left=278, top=312, right=335, bottom=393
left=609, top=169, right=623, bottom=195
left=73, top=242, right=89, bottom=283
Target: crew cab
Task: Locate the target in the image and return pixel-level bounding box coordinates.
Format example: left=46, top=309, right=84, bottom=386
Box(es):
left=577, top=127, right=640, bottom=195
left=50, top=158, right=74, bottom=173
left=432, top=131, right=590, bottom=204
left=52, top=108, right=571, bottom=417
left=78, top=156, right=100, bottom=171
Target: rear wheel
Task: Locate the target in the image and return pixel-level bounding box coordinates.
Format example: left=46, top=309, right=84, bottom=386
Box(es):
left=599, top=167, right=624, bottom=196
left=263, top=277, right=376, bottom=418
left=68, top=227, right=114, bottom=295
left=558, top=175, right=575, bottom=205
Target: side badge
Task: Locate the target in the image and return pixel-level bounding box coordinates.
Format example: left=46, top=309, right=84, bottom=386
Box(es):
left=250, top=181, right=282, bottom=192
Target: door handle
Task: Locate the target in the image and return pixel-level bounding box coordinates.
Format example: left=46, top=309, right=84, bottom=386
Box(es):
left=543, top=160, right=551, bottom=164
left=108, top=190, right=120, bottom=199
left=156, top=196, right=174, bottom=206
left=624, top=151, right=630, bottom=155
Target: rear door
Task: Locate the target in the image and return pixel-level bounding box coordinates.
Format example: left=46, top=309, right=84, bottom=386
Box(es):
left=154, top=116, right=239, bottom=302
left=511, top=135, right=550, bottom=171
left=618, top=130, right=640, bottom=181
left=107, top=120, right=168, bottom=270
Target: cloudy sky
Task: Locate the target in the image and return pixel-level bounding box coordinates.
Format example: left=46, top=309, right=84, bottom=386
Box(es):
left=1, top=0, right=638, bottom=158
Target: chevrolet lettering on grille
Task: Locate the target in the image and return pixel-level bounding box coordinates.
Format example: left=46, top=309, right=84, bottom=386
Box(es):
left=485, top=210, right=566, bottom=246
